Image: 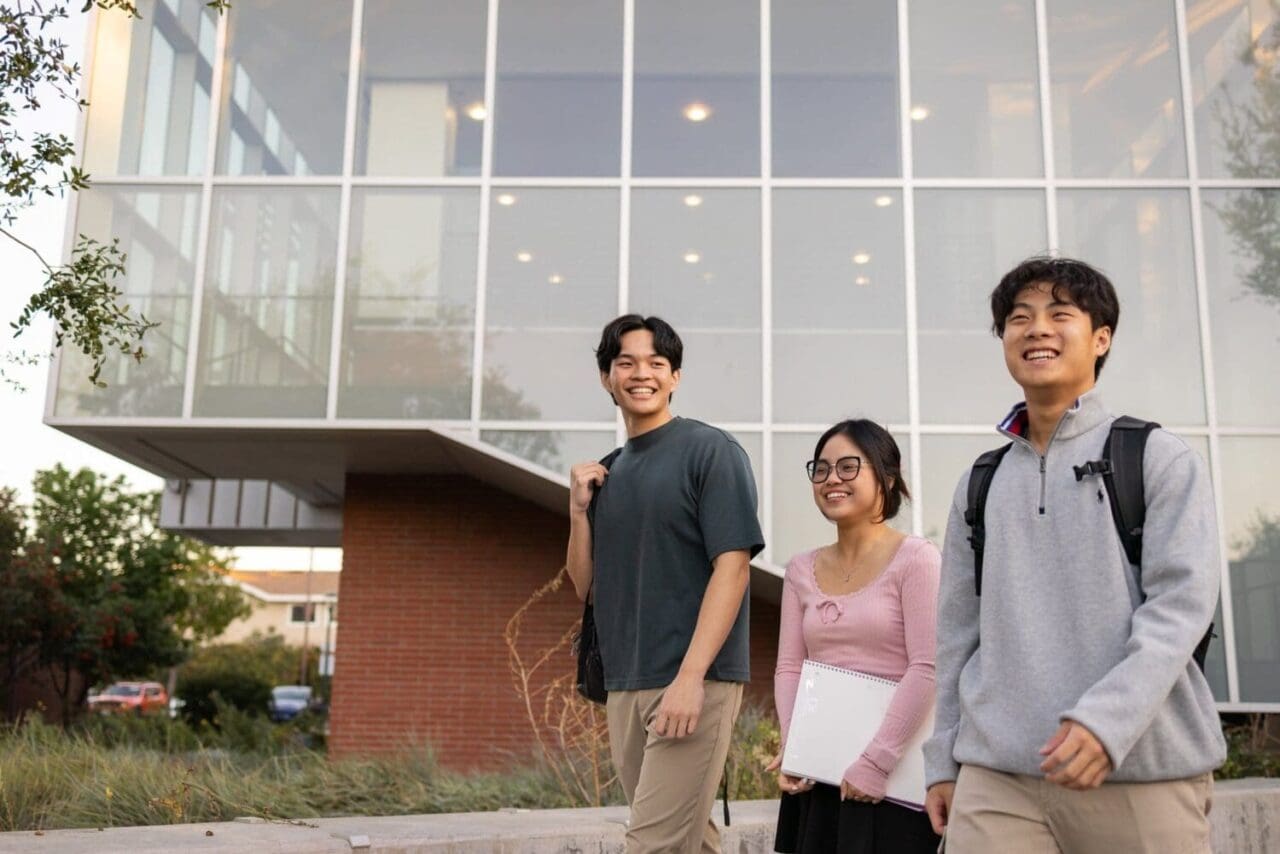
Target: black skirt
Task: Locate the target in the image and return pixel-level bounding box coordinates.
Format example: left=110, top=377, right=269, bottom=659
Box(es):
left=774, top=783, right=941, bottom=854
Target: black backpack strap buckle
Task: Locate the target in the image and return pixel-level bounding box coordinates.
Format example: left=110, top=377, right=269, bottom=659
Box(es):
left=1073, top=459, right=1111, bottom=481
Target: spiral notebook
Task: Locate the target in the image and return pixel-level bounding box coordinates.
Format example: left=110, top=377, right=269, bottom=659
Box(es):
left=780, top=659, right=935, bottom=808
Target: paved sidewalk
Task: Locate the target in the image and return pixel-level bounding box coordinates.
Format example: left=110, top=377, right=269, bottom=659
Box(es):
left=2, top=780, right=1277, bottom=853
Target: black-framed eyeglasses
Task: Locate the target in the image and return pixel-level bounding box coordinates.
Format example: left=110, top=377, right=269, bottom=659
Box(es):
left=806, top=456, right=862, bottom=484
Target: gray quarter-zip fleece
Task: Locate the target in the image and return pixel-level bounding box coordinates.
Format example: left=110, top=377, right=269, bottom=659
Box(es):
left=923, top=390, right=1226, bottom=786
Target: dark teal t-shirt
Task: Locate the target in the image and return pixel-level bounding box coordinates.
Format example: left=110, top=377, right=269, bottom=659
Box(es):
left=590, top=417, right=765, bottom=691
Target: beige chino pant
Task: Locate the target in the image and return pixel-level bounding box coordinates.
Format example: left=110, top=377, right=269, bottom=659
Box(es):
left=947, top=763, right=1213, bottom=854
left=606, top=680, right=743, bottom=854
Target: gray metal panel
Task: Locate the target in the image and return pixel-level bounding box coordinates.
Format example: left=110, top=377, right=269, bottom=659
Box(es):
left=159, top=480, right=186, bottom=528
left=239, top=479, right=270, bottom=527
left=182, top=479, right=214, bottom=527
left=211, top=479, right=241, bottom=527
left=266, top=483, right=298, bottom=529
left=296, top=501, right=342, bottom=531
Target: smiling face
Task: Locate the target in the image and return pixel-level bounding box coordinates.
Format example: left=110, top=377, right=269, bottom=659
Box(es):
left=811, top=432, right=883, bottom=525
left=600, top=328, right=680, bottom=419
left=1001, top=281, right=1111, bottom=400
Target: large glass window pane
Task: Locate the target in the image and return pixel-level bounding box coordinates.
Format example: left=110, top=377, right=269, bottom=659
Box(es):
left=629, top=190, right=760, bottom=421
left=55, top=186, right=200, bottom=416
left=633, top=1, right=759, bottom=177
left=909, top=0, right=1042, bottom=177
left=481, top=430, right=616, bottom=476
left=84, top=0, right=216, bottom=175
left=1048, top=0, right=1187, bottom=178
left=1057, top=190, right=1204, bottom=424
left=773, top=190, right=907, bottom=425
left=916, top=190, right=1046, bottom=424
left=1220, top=438, right=1280, bottom=703
left=1188, top=0, right=1279, bottom=179
left=483, top=189, right=618, bottom=422
left=338, top=188, right=480, bottom=419
left=215, top=0, right=351, bottom=175
left=355, top=0, right=486, bottom=177
left=194, top=188, right=340, bottom=416
left=1202, top=189, right=1280, bottom=427
left=493, top=1, right=622, bottom=176
left=919, top=435, right=1006, bottom=545
left=774, top=431, right=911, bottom=566
left=772, top=0, right=898, bottom=177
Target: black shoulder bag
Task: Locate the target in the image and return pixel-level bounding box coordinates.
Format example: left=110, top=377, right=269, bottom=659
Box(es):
left=574, top=448, right=621, bottom=704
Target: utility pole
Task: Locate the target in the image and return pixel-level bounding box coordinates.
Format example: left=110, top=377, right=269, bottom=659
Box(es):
left=299, top=548, right=313, bottom=686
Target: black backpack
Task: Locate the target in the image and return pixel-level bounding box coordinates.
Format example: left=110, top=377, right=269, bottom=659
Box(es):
left=964, top=416, right=1215, bottom=672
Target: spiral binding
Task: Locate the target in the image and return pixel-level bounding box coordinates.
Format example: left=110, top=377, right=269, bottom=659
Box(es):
left=803, top=659, right=899, bottom=689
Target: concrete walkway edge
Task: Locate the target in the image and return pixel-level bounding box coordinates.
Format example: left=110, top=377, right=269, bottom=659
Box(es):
left=1, top=779, right=1277, bottom=853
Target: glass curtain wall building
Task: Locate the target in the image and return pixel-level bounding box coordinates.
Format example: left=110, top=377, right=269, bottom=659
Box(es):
left=49, top=0, right=1280, bottom=709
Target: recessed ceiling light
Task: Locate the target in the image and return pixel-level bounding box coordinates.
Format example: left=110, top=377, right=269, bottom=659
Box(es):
left=910, top=105, right=930, bottom=121
left=683, top=102, right=712, bottom=122
left=683, top=194, right=703, bottom=208
left=465, top=102, right=488, bottom=121
left=855, top=275, right=871, bottom=286
left=516, top=251, right=532, bottom=263
left=874, top=195, right=893, bottom=207
left=496, top=193, right=517, bottom=206
left=683, top=251, right=701, bottom=264
left=852, top=252, right=871, bottom=265
left=548, top=274, right=564, bottom=284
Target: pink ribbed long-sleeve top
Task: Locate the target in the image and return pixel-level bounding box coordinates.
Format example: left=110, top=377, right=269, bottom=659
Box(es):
left=774, top=535, right=941, bottom=800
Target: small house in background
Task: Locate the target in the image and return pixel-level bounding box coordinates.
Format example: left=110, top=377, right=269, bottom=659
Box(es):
left=222, top=570, right=339, bottom=676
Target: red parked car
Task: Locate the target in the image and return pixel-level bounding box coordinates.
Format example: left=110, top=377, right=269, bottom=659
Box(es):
left=88, top=682, right=169, bottom=716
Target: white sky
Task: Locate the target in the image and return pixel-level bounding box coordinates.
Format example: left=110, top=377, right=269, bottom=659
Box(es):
left=0, top=9, right=339, bottom=573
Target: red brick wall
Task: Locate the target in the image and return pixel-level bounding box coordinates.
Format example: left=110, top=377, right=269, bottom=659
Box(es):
left=330, top=473, right=779, bottom=769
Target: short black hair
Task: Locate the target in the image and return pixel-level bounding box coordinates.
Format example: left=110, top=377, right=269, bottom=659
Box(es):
left=990, top=255, right=1120, bottom=378
left=594, top=314, right=683, bottom=374
left=811, top=419, right=910, bottom=523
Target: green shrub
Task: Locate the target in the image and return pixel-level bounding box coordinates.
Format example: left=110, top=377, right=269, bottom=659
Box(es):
left=176, top=633, right=319, bottom=726
left=726, top=702, right=782, bottom=801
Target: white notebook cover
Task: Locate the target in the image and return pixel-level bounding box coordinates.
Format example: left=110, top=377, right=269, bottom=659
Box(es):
left=780, top=659, right=935, bottom=807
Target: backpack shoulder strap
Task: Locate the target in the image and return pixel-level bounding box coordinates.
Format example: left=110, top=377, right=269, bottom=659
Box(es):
left=965, top=443, right=1013, bottom=596
left=1100, top=416, right=1159, bottom=569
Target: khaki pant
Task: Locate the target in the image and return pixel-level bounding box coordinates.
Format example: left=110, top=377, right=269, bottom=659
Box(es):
left=606, top=680, right=743, bottom=854
left=947, top=764, right=1213, bottom=854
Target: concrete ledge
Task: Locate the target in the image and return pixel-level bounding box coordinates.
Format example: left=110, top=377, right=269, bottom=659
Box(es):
left=1, top=780, right=1276, bottom=853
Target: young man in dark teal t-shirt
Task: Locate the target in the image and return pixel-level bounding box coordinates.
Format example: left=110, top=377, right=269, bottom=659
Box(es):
left=566, top=315, right=764, bottom=854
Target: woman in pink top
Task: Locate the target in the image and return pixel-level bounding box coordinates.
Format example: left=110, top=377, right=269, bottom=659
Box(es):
left=767, top=419, right=941, bottom=854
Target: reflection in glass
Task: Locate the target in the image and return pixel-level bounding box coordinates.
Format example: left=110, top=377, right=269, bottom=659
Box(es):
left=215, top=0, right=351, bottom=175
left=338, top=189, right=480, bottom=419
left=774, top=431, right=911, bottom=566
left=633, top=1, right=759, bottom=177
left=1188, top=0, right=1279, bottom=178
left=916, top=190, right=1046, bottom=423
left=909, top=0, right=1041, bottom=177
left=493, top=1, right=622, bottom=176
left=773, top=190, right=907, bottom=424
left=194, top=188, right=340, bottom=416
left=484, top=190, right=618, bottom=422
left=55, top=187, right=200, bottom=416
left=629, top=190, right=760, bottom=421
left=1057, top=190, right=1204, bottom=424
left=355, top=0, right=486, bottom=177
left=772, top=0, right=898, bottom=177
left=1048, top=0, right=1186, bottom=178
left=482, top=430, right=615, bottom=476
left=1202, top=190, right=1280, bottom=427
left=83, top=0, right=216, bottom=175
left=1220, top=438, right=1280, bottom=703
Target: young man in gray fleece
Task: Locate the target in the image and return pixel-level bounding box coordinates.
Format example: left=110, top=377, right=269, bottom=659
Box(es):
left=923, top=257, right=1226, bottom=852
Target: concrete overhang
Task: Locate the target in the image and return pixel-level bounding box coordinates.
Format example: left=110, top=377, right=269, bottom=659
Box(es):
left=49, top=420, right=785, bottom=601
